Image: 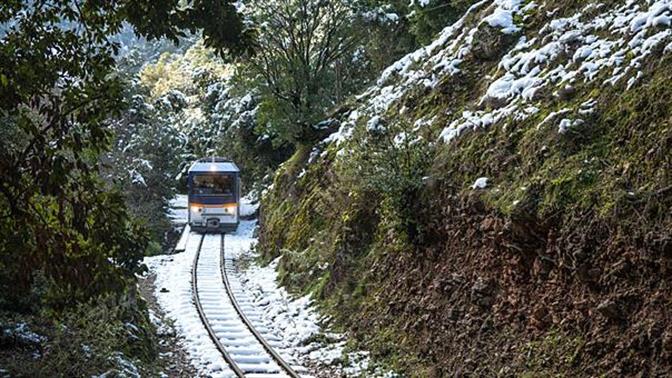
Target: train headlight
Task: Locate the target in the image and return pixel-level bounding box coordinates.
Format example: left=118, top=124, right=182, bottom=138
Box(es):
left=190, top=205, right=202, bottom=213
left=223, top=204, right=237, bottom=215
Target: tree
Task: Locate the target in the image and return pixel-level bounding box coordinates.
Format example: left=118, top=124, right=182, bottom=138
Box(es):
left=0, top=0, right=252, bottom=309
left=407, top=0, right=477, bottom=44
left=244, top=0, right=361, bottom=144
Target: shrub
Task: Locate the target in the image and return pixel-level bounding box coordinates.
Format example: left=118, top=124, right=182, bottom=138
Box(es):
left=343, top=118, right=433, bottom=244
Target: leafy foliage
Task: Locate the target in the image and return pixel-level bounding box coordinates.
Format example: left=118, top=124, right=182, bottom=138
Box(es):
left=407, top=0, right=477, bottom=44
left=0, top=295, right=160, bottom=376
left=242, top=0, right=363, bottom=144
left=132, top=42, right=293, bottom=195
left=204, top=76, right=295, bottom=193
left=0, top=0, right=250, bottom=309
left=103, top=86, right=184, bottom=251
left=343, top=119, right=433, bottom=243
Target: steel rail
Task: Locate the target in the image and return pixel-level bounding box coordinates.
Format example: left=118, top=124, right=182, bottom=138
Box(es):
left=191, top=234, right=245, bottom=377
left=220, top=235, right=300, bottom=378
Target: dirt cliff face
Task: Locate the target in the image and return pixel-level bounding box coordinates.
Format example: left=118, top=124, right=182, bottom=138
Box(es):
left=259, top=1, right=672, bottom=375
left=356, top=193, right=671, bottom=376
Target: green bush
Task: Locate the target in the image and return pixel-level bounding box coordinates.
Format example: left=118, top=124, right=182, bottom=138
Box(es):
left=343, top=118, right=433, bottom=244
left=0, top=294, right=159, bottom=377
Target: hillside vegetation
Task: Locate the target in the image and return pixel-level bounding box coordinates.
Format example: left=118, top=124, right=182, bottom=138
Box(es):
left=259, top=0, right=672, bottom=375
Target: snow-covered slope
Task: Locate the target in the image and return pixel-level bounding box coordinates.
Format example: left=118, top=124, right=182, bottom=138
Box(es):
left=260, top=0, right=672, bottom=376
left=326, top=0, right=672, bottom=148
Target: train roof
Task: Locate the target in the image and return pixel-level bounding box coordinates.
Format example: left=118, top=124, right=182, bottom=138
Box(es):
left=188, top=158, right=239, bottom=173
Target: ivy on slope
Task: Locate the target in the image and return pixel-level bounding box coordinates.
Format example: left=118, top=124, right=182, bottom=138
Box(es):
left=259, top=0, right=672, bottom=376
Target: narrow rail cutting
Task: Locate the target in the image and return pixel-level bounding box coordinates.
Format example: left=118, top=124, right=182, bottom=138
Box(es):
left=191, top=232, right=300, bottom=377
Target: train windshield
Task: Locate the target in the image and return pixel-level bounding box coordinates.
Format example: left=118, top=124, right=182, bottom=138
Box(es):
left=192, top=174, right=234, bottom=196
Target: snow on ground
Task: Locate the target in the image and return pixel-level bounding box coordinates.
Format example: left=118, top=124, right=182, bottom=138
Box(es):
left=2, top=323, right=45, bottom=346
left=239, top=194, right=259, bottom=218
left=323, top=0, right=491, bottom=146
left=231, top=257, right=375, bottom=376
left=146, top=196, right=377, bottom=376
left=167, top=194, right=188, bottom=226
left=472, top=177, right=490, bottom=189
left=145, top=234, right=236, bottom=377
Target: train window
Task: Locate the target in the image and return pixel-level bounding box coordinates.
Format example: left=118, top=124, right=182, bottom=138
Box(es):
left=192, top=174, right=234, bottom=195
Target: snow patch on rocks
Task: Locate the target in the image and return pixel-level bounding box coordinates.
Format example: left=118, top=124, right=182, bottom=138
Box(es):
left=472, top=177, right=490, bottom=189
left=483, top=0, right=523, bottom=34
left=320, top=0, right=672, bottom=155
left=558, top=118, right=585, bottom=134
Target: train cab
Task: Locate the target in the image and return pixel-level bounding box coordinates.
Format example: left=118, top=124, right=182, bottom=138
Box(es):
left=187, top=158, right=240, bottom=233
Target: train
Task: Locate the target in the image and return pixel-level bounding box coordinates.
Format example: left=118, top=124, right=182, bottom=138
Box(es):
left=187, top=157, right=240, bottom=233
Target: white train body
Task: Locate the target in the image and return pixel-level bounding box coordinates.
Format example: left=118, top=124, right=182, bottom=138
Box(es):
left=187, top=158, right=240, bottom=233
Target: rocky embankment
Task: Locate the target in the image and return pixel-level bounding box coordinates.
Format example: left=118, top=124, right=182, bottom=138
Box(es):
left=258, top=0, right=672, bottom=375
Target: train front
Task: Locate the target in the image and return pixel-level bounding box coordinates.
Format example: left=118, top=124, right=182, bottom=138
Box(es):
left=187, top=160, right=240, bottom=233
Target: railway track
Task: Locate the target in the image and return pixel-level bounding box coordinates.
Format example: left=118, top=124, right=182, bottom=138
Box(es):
left=191, top=232, right=301, bottom=377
